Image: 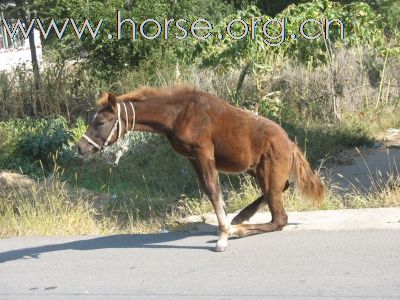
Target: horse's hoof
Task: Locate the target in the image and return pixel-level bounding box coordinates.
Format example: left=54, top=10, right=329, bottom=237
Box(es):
left=214, top=244, right=227, bottom=252
left=214, top=240, right=228, bottom=252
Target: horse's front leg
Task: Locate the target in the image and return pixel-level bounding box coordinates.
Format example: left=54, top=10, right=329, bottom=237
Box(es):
left=190, top=153, right=230, bottom=252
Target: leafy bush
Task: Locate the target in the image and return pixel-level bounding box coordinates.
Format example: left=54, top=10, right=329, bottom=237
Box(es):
left=0, top=117, right=73, bottom=174
left=372, top=0, right=400, bottom=38
left=279, top=1, right=384, bottom=61
left=16, top=118, right=72, bottom=163
left=70, top=118, right=87, bottom=143
left=198, top=1, right=386, bottom=118
left=201, top=0, right=384, bottom=67
left=29, top=0, right=234, bottom=77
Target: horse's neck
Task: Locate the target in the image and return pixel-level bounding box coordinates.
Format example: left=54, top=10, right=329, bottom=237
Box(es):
left=133, top=98, right=182, bottom=134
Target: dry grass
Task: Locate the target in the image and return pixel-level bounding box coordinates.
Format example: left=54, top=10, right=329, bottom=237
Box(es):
left=2, top=164, right=399, bottom=238
left=0, top=172, right=109, bottom=238
left=0, top=170, right=170, bottom=238
left=267, top=48, right=400, bottom=122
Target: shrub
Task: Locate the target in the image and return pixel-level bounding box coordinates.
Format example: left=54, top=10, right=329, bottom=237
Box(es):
left=0, top=117, right=73, bottom=174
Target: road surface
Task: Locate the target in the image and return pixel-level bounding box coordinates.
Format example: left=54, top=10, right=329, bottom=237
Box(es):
left=1, top=208, right=400, bottom=299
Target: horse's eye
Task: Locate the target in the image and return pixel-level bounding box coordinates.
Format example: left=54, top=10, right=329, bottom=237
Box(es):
left=96, top=118, right=105, bottom=126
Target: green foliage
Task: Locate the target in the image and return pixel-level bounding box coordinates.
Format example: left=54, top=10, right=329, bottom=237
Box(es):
left=200, top=5, right=267, bottom=68
left=70, top=118, right=87, bottom=143
left=199, top=0, right=387, bottom=116
left=29, top=0, right=234, bottom=77
left=372, top=0, right=400, bottom=36
left=280, top=1, right=384, bottom=61
left=16, top=119, right=71, bottom=162
left=201, top=0, right=384, bottom=68
left=0, top=117, right=73, bottom=174
left=258, top=94, right=283, bottom=120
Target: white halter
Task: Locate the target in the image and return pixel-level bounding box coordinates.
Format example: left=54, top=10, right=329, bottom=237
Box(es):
left=82, top=102, right=136, bottom=151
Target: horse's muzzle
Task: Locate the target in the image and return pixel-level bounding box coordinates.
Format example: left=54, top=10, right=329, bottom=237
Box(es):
left=76, top=139, right=98, bottom=158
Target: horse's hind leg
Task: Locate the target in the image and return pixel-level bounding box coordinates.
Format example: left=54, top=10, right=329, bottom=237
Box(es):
left=231, top=173, right=290, bottom=226
left=231, top=195, right=265, bottom=225
left=230, top=154, right=290, bottom=238
left=230, top=190, right=287, bottom=237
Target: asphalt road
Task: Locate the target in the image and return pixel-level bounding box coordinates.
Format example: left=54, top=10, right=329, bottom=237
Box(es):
left=1, top=210, right=400, bottom=299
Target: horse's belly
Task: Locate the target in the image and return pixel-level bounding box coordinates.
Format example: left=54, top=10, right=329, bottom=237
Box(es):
left=215, top=151, right=253, bottom=174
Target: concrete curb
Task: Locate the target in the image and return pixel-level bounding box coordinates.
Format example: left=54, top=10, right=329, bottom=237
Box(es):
left=185, top=207, right=400, bottom=232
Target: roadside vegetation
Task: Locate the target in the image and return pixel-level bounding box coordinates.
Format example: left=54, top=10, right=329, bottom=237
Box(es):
left=0, top=0, right=399, bottom=237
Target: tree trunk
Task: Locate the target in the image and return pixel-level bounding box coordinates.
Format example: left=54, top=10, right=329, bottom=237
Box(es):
left=18, top=1, right=41, bottom=115
left=28, top=27, right=41, bottom=115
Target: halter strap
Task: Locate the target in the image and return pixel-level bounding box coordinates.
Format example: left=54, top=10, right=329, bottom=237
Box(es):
left=122, top=102, right=129, bottom=131
left=117, top=103, right=122, bottom=140
left=129, top=102, right=135, bottom=131
left=82, top=101, right=136, bottom=151
left=82, top=134, right=102, bottom=150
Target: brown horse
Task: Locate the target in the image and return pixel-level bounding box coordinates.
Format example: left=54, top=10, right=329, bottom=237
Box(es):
left=76, top=86, right=324, bottom=252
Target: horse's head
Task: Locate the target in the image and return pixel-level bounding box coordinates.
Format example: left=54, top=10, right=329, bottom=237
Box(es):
left=76, top=92, right=120, bottom=158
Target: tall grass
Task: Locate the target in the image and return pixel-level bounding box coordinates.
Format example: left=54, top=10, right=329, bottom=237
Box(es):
left=0, top=63, right=105, bottom=121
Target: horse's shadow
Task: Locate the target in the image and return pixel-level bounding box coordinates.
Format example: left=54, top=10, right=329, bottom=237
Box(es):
left=0, top=224, right=218, bottom=264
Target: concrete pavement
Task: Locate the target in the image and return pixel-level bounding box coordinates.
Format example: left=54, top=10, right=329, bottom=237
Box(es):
left=185, top=207, right=400, bottom=232
left=1, top=208, right=400, bottom=299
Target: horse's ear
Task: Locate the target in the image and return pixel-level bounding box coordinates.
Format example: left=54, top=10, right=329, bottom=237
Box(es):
left=108, top=92, right=117, bottom=107
left=97, top=92, right=116, bottom=107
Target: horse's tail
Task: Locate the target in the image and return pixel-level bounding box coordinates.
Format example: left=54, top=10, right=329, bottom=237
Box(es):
left=290, top=143, right=325, bottom=206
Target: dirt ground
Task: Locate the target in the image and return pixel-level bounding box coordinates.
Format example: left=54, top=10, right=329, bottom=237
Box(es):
left=323, top=128, right=400, bottom=194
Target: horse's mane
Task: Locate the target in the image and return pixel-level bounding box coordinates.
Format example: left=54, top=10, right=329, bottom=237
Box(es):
left=97, top=85, right=199, bottom=106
